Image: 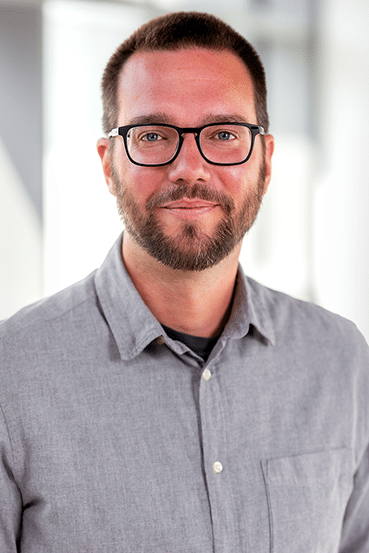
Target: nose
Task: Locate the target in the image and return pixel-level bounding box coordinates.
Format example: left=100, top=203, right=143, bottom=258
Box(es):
left=166, top=133, right=211, bottom=185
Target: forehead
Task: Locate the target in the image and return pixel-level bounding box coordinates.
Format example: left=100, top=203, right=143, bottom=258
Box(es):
left=117, top=47, right=257, bottom=125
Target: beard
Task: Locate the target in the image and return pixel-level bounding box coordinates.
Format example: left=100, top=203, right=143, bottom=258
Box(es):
left=111, top=161, right=266, bottom=271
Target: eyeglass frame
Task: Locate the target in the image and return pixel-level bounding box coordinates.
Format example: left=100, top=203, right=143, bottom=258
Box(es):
left=108, top=122, right=265, bottom=167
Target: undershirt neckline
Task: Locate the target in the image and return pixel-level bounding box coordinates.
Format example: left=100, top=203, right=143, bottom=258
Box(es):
left=162, top=324, right=218, bottom=362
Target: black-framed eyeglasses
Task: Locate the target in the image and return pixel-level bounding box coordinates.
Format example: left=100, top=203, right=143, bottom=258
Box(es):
left=108, top=122, right=265, bottom=167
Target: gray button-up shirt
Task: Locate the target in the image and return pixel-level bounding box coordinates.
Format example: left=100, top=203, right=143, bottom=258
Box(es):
left=1, top=235, right=369, bottom=552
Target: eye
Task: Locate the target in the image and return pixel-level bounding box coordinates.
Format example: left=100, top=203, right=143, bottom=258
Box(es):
left=204, top=126, right=240, bottom=142
left=141, top=132, right=162, bottom=142
left=215, top=131, right=235, bottom=141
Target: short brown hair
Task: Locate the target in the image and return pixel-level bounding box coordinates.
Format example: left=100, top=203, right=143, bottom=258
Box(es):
left=101, top=11, right=269, bottom=134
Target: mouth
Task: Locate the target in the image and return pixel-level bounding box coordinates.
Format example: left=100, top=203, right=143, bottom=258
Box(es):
left=162, top=198, right=220, bottom=209
left=160, top=198, right=220, bottom=220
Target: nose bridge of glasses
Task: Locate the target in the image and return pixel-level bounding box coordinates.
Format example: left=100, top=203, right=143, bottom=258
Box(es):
left=154, top=128, right=204, bottom=172
left=179, top=128, right=199, bottom=140
left=177, top=127, right=204, bottom=164
left=177, top=129, right=203, bottom=160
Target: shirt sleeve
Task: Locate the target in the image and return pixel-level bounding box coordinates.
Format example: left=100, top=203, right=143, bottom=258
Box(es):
left=338, top=442, right=369, bottom=552
left=339, top=326, right=369, bottom=553
left=0, top=404, right=22, bottom=552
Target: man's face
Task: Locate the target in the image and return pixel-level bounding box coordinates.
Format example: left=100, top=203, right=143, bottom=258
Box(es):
left=101, top=47, right=274, bottom=271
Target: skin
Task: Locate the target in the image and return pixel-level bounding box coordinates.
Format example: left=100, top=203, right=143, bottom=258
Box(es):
left=97, top=47, right=274, bottom=337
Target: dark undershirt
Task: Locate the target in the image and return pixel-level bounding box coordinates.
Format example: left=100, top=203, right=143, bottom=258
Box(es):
left=162, top=324, right=218, bottom=362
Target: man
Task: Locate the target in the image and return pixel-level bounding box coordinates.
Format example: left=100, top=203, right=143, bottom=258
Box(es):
left=0, top=11, right=368, bottom=553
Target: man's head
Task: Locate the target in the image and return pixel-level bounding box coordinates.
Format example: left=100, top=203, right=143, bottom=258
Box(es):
left=97, top=13, right=274, bottom=272
left=101, top=11, right=269, bottom=136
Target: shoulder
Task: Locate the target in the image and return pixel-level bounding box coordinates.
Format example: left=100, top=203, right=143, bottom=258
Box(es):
left=247, top=276, right=369, bottom=358
left=0, top=270, right=109, bottom=409
left=0, top=270, right=98, bottom=347
left=245, top=278, right=369, bottom=439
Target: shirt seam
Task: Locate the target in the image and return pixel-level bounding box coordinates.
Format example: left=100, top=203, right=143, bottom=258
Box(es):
left=0, top=293, right=97, bottom=341
left=219, top=366, right=245, bottom=547
left=0, top=401, right=18, bottom=482
left=261, top=459, right=274, bottom=553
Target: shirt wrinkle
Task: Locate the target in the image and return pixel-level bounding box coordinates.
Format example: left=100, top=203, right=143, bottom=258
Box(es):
left=0, top=402, right=16, bottom=470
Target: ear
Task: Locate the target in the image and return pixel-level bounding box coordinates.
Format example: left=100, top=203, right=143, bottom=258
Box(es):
left=97, top=138, right=115, bottom=195
left=262, top=133, right=275, bottom=195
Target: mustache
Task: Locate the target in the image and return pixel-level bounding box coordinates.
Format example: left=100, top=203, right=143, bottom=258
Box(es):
left=146, top=183, right=235, bottom=213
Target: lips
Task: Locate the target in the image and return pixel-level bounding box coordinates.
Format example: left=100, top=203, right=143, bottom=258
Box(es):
left=161, top=198, right=219, bottom=210
left=159, top=198, right=220, bottom=221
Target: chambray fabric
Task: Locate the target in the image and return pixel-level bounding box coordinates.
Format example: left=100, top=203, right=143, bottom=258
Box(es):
left=0, top=234, right=369, bottom=553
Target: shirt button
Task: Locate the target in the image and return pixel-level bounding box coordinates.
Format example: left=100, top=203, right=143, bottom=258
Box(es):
left=213, top=461, right=223, bottom=474
left=156, top=336, right=165, bottom=345
left=202, top=368, right=211, bottom=381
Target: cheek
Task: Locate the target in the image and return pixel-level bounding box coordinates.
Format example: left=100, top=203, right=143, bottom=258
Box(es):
left=218, top=166, right=252, bottom=195
left=224, top=153, right=266, bottom=192
left=119, top=161, right=167, bottom=202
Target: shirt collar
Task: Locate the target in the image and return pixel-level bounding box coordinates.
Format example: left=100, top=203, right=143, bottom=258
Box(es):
left=222, top=268, right=275, bottom=346
left=95, top=235, right=163, bottom=361
left=95, top=234, right=275, bottom=361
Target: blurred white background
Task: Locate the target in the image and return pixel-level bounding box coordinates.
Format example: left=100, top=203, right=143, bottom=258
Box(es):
left=1, top=0, right=368, bottom=342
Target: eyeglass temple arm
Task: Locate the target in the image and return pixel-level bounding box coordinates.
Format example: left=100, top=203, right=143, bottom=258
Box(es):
left=108, top=128, right=119, bottom=138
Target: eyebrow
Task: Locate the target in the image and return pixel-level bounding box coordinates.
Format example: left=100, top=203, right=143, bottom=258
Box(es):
left=127, top=113, right=252, bottom=126
left=128, top=113, right=171, bottom=125
left=200, top=114, right=250, bottom=125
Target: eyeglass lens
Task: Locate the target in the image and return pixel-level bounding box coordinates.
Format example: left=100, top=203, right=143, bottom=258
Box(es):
left=126, top=124, right=253, bottom=165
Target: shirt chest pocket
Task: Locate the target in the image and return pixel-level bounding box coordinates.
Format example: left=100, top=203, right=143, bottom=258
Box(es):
left=262, top=448, right=353, bottom=553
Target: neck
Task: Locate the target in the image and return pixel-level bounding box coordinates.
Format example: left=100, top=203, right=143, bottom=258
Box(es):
left=122, top=233, right=241, bottom=338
